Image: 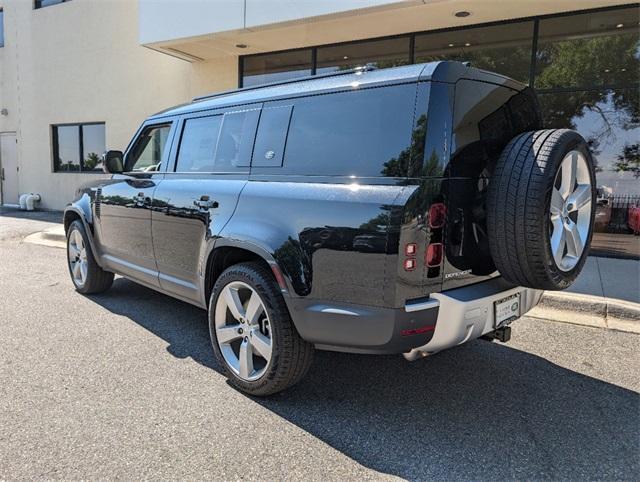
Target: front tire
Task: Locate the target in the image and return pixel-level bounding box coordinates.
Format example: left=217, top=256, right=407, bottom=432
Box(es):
left=66, top=220, right=114, bottom=294
left=209, top=262, right=314, bottom=396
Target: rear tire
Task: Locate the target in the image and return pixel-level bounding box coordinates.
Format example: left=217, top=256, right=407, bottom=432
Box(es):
left=487, top=129, right=596, bottom=290
left=66, top=220, right=114, bottom=294
left=209, top=262, right=314, bottom=396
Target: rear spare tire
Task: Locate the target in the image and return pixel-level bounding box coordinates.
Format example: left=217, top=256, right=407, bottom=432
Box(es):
left=487, top=129, right=596, bottom=290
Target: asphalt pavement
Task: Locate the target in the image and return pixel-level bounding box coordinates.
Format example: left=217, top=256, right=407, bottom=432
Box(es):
left=1, top=210, right=639, bottom=480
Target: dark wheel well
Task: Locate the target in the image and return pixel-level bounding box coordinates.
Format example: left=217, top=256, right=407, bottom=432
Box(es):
left=63, top=211, right=82, bottom=233
left=205, top=247, right=272, bottom=302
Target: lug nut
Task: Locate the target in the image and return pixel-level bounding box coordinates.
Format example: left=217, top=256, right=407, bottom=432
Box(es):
left=244, top=337, right=248, bottom=342
left=238, top=328, right=243, bottom=334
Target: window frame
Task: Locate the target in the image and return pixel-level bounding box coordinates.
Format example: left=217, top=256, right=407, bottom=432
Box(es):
left=51, top=122, right=106, bottom=174
left=34, top=0, right=70, bottom=10
left=123, top=122, right=174, bottom=174
left=0, top=8, right=4, bottom=48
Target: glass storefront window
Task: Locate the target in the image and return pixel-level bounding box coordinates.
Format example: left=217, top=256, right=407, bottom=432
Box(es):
left=414, top=21, right=534, bottom=83
left=536, top=6, right=640, bottom=89
left=238, top=5, right=639, bottom=258
left=316, top=37, right=410, bottom=74
left=242, top=49, right=312, bottom=87
left=539, top=88, right=640, bottom=255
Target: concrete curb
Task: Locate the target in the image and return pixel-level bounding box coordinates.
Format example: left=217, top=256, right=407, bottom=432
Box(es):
left=23, top=225, right=66, bottom=249
left=529, top=291, right=640, bottom=334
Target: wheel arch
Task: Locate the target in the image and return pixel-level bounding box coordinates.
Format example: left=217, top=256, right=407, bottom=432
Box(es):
left=63, top=194, right=101, bottom=264
left=203, top=239, right=290, bottom=307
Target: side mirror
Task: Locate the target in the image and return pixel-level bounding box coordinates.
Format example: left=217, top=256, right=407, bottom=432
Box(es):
left=102, top=150, right=124, bottom=174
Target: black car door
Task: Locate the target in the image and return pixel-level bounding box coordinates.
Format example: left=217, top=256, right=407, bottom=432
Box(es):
left=97, top=121, right=176, bottom=289
left=150, top=105, right=260, bottom=304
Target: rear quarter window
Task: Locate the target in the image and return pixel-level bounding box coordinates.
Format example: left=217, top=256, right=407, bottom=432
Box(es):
left=281, top=84, right=417, bottom=177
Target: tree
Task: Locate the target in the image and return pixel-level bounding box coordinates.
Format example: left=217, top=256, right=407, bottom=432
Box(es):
left=614, top=144, right=640, bottom=179
left=83, top=152, right=101, bottom=171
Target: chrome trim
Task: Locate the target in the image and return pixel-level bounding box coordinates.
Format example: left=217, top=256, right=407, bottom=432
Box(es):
left=405, top=298, right=440, bottom=312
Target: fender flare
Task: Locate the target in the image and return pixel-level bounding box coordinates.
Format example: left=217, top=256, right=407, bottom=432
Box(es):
left=200, top=237, right=297, bottom=302
left=63, top=194, right=102, bottom=264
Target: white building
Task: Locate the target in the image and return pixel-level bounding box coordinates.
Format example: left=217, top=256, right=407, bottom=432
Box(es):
left=0, top=0, right=637, bottom=212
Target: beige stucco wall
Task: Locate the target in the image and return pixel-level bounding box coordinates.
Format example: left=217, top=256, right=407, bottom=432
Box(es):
left=0, top=0, right=194, bottom=210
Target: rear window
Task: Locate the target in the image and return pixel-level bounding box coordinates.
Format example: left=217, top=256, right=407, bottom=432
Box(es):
left=282, top=84, right=417, bottom=177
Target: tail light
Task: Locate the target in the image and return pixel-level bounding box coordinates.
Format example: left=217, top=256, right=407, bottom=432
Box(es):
left=428, top=203, right=446, bottom=228
left=405, top=243, right=417, bottom=256
left=426, top=242, right=443, bottom=267
left=404, top=258, right=416, bottom=271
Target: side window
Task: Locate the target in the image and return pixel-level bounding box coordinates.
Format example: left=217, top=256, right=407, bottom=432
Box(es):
left=175, top=115, right=223, bottom=172
left=214, top=108, right=260, bottom=170
left=282, top=84, right=416, bottom=177
left=252, top=105, right=293, bottom=167
left=126, top=124, right=171, bottom=172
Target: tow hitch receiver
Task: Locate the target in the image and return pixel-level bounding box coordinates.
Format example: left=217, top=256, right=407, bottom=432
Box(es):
left=480, top=326, right=511, bottom=343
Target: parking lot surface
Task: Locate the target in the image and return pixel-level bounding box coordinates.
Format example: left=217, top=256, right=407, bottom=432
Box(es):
left=1, top=211, right=639, bottom=480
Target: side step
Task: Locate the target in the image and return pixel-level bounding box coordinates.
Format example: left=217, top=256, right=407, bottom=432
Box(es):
left=480, top=326, right=512, bottom=343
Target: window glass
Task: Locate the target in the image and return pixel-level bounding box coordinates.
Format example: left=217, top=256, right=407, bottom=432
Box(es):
left=316, top=37, right=410, bottom=74
left=52, top=123, right=105, bottom=172
left=214, top=109, right=260, bottom=170
left=415, top=21, right=534, bottom=83
left=243, top=49, right=312, bottom=87
left=252, top=105, right=293, bottom=167
left=0, top=10, right=4, bottom=48
left=54, top=126, right=81, bottom=172
left=176, top=116, right=223, bottom=172
left=127, top=124, right=171, bottom=172
left=81, top=124, right=105, bottom=172
left=35, top=0, right=68, bottom=8
left=536, top=7, right=640, bottom=89
left=283, top=84, right=416, bottom=177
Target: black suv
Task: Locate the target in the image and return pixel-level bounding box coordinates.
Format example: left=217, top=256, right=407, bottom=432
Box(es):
left=64, top=62, right=596, bottom=395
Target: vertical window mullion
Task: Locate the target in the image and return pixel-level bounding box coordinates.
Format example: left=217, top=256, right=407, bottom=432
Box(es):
left=311, top=48, right=317, bottom=76
left=52, top=126, right=59, bottom=172
left=409, top=34, right=415, bottom=65
left=529, top=19, right=540, bottom=88
left=78, top=124, right=84, bottom=171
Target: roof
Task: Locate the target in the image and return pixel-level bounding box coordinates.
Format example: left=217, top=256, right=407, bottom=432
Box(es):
left=149, top=61, right=523, bottom=120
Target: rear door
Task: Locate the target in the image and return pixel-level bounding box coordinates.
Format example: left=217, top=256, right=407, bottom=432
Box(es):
left=151, top=105, right=260, bottom=303
left=442, top=80, right=541, bottom=291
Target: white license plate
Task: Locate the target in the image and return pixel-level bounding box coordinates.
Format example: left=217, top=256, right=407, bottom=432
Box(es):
left=494, top=293, right=521, bottom=327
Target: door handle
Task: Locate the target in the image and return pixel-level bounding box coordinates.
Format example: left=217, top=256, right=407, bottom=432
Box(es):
left=194, top=195, right=218, bottom=210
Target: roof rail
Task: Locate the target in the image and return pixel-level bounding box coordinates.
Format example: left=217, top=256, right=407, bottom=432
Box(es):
left=192, top=64, right=378, bottom=103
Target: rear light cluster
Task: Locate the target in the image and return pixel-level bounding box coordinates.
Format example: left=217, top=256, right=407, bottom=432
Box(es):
left=426, top=202, right=445, bottom=278
left=402, top=202, right=446, bottom=275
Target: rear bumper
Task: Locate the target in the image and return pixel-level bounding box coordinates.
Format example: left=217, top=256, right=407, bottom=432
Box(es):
left=403, top=278, right=543, bottom=360
left=287, top=277, right=543, bottom=355
left=288, top=298, right=439, bottom=354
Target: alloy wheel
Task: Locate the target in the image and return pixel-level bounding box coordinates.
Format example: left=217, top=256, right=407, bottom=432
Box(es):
left=549, top=150, right=592, bottom=272
left=214, top=281, right=273, bottom=381
left=68, top=229, right=88, bottom=287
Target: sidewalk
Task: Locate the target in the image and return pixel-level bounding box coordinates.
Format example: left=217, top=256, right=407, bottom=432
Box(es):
left=530, top=255, right=640, bottom=333
left=566, top=256, right=639, bottom=304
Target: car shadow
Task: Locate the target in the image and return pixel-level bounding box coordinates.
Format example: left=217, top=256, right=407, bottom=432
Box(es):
left=89, top=278, right=639, bottom=480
